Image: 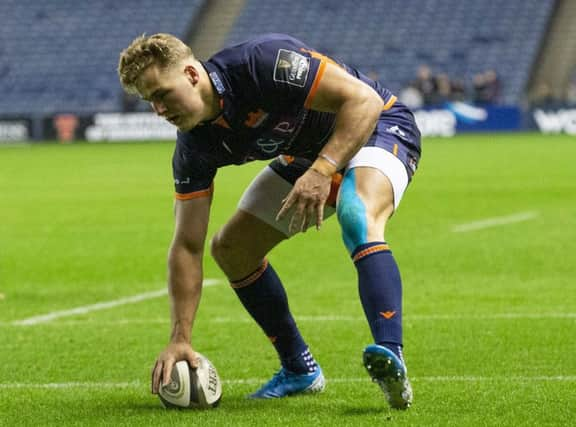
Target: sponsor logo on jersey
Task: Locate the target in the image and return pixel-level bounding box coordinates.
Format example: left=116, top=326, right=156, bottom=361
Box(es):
left=256, top=137, right=286, bottom=154
left=244, top=108, right=269, bottom=128
left=386, top=125, right=406, bottom=138
left=277, top=58, right=292, bottom=69
left=273, top=120, right=297, bottom=134
left=273, top=49, right=310, bottom=87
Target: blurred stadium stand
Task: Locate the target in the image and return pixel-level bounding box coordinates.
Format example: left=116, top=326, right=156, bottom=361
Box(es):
left=226, top=0, right=557, bottom=105
left=0, top=0, right=570, bottom=121
left=528, top=0, right=576, bottom=104
left=0, top=0, right=205, bottom=116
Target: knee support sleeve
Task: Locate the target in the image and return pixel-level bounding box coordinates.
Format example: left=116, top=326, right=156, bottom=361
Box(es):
left=337, top=169, right=369, bottom=253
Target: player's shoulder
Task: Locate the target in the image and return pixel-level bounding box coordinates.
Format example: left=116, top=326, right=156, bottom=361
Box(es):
left=173, top=129, right=218, bottom=177
left=175, top=126, right=218, bottom=160
left=176, top=126, right=211, bottom=147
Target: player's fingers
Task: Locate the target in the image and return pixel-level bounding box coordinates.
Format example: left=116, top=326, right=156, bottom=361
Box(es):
left=301, top=216, right=309, bottom=233
left=315, top=200, right=325, bottom=230
left=276, top=192, right=296, bottom=221
left=188, top=352, right=199, bottom=370
left=152, top=361, right=162, bottom=394
left=288, top=212, right=297, bottom=235
left=162, top=358, right=175, bottom=387
left=302, top=202, right=316, bottom=232
left=288, top=211, right=301, bottom=235
left=288, top=201, right=307, bottom=234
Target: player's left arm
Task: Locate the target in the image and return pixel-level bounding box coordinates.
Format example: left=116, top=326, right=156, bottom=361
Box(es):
left=309, top=63, right=384, bottom=172
left=277, top=63, right=384, bottom=232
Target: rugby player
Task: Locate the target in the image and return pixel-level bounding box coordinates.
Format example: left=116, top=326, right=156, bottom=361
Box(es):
left=118, top=33, right=421, bottom=409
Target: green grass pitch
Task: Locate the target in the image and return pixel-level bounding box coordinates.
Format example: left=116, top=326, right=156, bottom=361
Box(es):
left=0, top=133, right=575, bottom=426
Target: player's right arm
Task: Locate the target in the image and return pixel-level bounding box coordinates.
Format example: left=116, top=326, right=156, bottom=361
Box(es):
left=151, top=195, right=212, bottom=394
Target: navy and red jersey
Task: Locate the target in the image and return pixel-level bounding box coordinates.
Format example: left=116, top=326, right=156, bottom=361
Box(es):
left=173, top=33, right=420, bottom=199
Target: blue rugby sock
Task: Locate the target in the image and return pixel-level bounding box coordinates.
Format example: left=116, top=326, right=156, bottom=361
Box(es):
left=353, top=242, right=403, bottom=359
left=231, top=260, right=315, bottom=374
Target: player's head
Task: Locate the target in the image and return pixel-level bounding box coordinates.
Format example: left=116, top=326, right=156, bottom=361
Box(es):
left=118, top=33, right=216, bottom=131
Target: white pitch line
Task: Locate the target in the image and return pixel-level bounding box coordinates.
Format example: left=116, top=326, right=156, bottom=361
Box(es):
left=1, top=376, right=575, bottom=390
left=2, top=312, right=575, bottom=328
left=0, top=382, right=141, bottom=389
left=410, top=312, right=576, bottom=320
left=224, top=376, right=576, bottom=384
left=9, top=279, right=221, bottom=326
left=452, top=211, right=539, bottom=233
left=214, top=313, right=576, bottom=323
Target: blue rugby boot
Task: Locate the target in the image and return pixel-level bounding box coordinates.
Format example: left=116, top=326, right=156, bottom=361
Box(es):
left=249, top=367, right=325, bottom=398
left=363, top=344, right=413, bottom=409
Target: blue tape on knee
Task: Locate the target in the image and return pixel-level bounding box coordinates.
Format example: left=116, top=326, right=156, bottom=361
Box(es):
left=337, top=169, right=368, bottom=253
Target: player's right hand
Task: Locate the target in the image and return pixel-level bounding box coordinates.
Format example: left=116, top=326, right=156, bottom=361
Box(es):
left=151, top=341, right=199, bottom=394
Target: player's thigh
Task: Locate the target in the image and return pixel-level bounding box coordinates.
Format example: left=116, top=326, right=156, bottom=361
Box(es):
left=238, top=158, right=337, bottom=237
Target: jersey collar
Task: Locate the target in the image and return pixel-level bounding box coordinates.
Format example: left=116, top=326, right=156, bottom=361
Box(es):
left=202, top=61, right=227, bottom=96
left=200, top=61, right=232, bottom=128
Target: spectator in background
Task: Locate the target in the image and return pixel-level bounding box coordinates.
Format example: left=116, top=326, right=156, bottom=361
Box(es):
left=449, top=78, right=466, bottom=102
left=473, top=69, right=500, bottom=104
left=472, top=72, right=486, bottom=104
left=433, top=73, right=452, bottom=105
left=398, top=84, right=423, bottom=110
left=412, top=64, right=436, bottom=106
left=366, top=69, right=380, bottom=82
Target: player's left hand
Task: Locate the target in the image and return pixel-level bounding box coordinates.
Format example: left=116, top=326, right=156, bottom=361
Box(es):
left=276, top=168, right=332, bottom=234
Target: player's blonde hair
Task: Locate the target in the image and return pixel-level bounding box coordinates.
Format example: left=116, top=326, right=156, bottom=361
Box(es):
left=118, top=33, right=194, bottom=94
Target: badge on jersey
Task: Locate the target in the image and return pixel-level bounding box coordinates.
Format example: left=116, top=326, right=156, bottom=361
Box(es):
left=273, top=49, right=310, bottom=87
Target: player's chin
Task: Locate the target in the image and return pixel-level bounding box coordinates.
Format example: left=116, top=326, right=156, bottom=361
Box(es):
left=177, top=119, right=196, bottom=132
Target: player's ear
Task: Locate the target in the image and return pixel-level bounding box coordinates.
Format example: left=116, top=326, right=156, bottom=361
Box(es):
left=184, top=65, right=200, bottom=85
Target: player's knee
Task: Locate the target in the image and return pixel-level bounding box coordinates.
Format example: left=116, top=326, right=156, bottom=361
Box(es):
left=210, top=231, right=232, bottom=265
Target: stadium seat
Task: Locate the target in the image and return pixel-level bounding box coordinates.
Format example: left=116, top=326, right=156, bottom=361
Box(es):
left=0, top=0, right=205, bottom=115
left=226, top=0, right=557, bottom=105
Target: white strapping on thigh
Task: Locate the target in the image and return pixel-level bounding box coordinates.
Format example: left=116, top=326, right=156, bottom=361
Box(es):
left=237, top=166, right=335, bottom=237
left=347, top=147, right=409, bottom=209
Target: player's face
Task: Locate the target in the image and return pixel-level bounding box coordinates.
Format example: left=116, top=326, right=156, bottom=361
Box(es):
left=137, top=63, right=206, bottom=131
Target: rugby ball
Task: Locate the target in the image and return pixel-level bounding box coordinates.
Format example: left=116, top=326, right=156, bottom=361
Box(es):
left=158, top=354, right=222, bottom=409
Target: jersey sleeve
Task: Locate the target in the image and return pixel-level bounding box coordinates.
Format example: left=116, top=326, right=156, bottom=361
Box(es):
left=172, top=135, right=217, bottom=200
left=247, top=35, right=333, bottom=110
